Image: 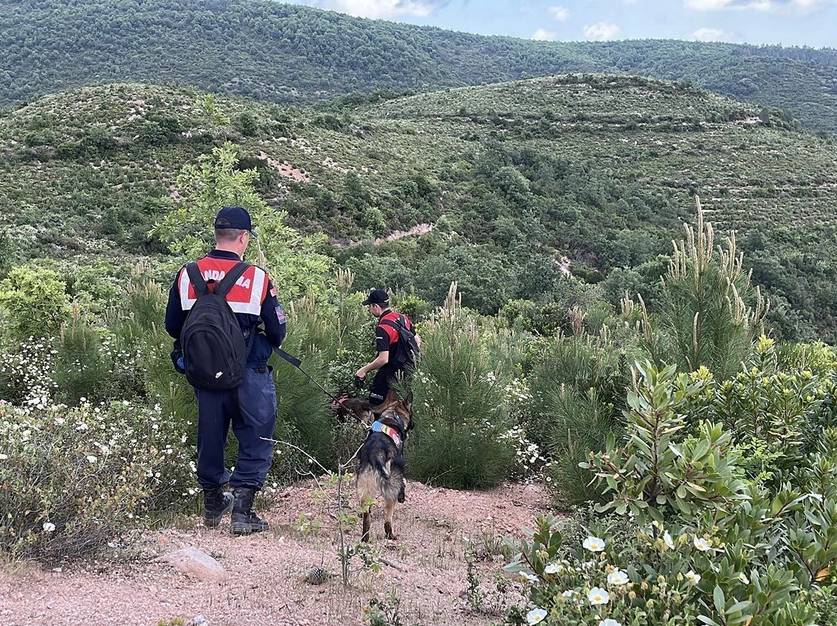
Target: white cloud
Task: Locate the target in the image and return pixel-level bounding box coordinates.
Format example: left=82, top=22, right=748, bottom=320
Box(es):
left=548, top=5, right=570, bottom=21
left=692, top=27, right=736, bottom=41
left=532, top=28, right=558, bottom=41
left=583, top=22, right=621, bottom=41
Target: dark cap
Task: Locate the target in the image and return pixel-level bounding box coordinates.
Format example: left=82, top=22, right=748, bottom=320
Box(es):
left=214, top=206, right=256, bottom=237
left=362, top=288, right=389, bottom=306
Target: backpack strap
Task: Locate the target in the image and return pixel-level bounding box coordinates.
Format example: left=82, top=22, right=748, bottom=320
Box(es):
left=381, top=316, right=412, bottom=335
left=185, top=263, right=208, bottom=297
left=215, top=262, right=250, bottom=298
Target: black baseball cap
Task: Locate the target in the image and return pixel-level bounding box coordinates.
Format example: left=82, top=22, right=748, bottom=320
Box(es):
left=362, top=288, right=390, bottom=306
left=214, top=205, right=257, bottom=237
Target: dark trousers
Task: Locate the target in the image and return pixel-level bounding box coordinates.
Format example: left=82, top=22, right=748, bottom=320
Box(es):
left=194, top=367, right=277, bottom=490
left=369, top=365, right=404, bottom=410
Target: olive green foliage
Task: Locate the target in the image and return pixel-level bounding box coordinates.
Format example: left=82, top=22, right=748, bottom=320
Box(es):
left=1, top=80, right=835, bottom=339
left=3, top=0, right=837, bottom=135
left=0, top=264, right=70, bottom=340
left=584, top=363, right=751, bottom=521
left=153, top=142, right=335, bottom=302
left=406, top=285, right=517, bottom=489
left=633, top=202, right=768, bottom=380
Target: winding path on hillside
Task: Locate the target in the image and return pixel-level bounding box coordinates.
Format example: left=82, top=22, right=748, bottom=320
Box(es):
left=1, top=482, right=547, bottom=626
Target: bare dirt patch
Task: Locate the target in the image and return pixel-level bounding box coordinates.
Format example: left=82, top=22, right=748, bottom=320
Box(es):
left=0, top=482, right=547, bottom=626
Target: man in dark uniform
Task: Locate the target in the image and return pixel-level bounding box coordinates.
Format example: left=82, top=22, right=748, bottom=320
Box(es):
left=355, top=288, right=418, bottom=413
left=165, top=206, right=286, bottom=535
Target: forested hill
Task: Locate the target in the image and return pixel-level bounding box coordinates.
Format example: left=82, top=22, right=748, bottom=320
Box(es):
left=2, top=0, right=836, bottom=135
left=1, top=77, right=835, bottom=340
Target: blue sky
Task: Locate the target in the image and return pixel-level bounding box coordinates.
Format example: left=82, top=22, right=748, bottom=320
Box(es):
left=285, top=1, right=837, bottom=47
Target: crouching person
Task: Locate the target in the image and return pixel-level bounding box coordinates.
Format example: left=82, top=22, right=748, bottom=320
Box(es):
left=164, top=206, right=287, bottom=535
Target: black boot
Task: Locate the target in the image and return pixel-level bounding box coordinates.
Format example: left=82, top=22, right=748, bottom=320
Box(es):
left=203, top=486, right=233, bottom=528
left=231, top=487, right=269, bottom=536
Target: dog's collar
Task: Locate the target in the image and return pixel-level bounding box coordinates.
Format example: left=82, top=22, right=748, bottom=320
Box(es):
left=371, top=420, right=403, bottom=449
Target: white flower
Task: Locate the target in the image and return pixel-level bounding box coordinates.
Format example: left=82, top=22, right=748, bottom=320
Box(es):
left=685, top=570, right=701, bottom=586
left=526, top=608, right=548, bottom=625
left=42, top=522, right=55, bottom=532
left=583, top=536, right=606, bottom=552
left=561, top=590, right=576, bottom=599
left=663, top=531, right=675, bottom=549
left=519, top=572, right=539, bottom=583
left=693, top=536, right=711, bottom=552
left=588, top=587, right=610, bottom=605
left=544, top=562, right=562, bottom=574
left=607, top=569, right=629, bottom=586
left=86, top=455, right=97, bottom=464
left=739, top=573, right=750, bottom=584
left=600, top=620, right=622, bottom=626
left=0, top=454, right=8, bottom=460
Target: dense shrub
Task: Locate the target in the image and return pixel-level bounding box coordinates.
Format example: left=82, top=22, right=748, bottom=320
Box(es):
left=0, top=400, right=192, bottom=561
left=632, top=202, right=767, bottom=380
left=510, top=359, right=837, bottom=625
left=0, top=264, right=70, bottom=340
left=407, top=285, right=517, bottom=488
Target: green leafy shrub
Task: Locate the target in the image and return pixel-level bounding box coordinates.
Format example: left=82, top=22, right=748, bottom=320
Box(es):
left=505, top=512, right=822, bottom=626
left=0, top=264, right=70, bottom=340
left=0, top=400, right=192, bottom=561
left=512, top=356, right=837, bottom=625
left=584, top=362, right=749, bottom=521
left=407, top=285, right=516, bottom=488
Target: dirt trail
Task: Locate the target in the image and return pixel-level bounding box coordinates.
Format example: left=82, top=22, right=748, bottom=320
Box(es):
left=0, top=482, right=547, bottom=626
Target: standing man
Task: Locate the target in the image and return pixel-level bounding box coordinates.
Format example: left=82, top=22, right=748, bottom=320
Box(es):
left=355, top=289, right=419, bottom=414
left=165, top=206, right=286, bottom=535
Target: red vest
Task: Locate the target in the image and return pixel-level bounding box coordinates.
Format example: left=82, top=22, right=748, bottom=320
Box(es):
left=378, top=310, right=410, bottom=344
left=178, top=256, right=268, bottom=316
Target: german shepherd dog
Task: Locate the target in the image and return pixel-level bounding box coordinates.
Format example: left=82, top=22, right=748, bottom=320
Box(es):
left=355, top=394, right=413, bottom=542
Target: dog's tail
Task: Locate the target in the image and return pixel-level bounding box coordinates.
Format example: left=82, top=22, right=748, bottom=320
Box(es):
left=356, top=451, right=391, bottom=505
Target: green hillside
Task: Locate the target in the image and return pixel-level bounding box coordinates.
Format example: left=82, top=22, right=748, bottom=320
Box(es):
left=1, top=77, right=835, bottom=340
left=2, top=0, right=837, bottom=134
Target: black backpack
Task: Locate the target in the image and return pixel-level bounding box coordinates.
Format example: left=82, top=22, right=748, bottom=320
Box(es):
left=380, top=315, right=420, bottom=370
left=180, top=261, right=252, bottom=391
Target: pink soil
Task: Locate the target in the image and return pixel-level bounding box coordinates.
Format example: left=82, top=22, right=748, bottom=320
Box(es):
left=0, top=482, right=548, bottom=626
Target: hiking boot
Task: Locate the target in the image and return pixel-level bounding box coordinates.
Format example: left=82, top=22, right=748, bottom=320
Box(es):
left=203, top=486, right=233, bottom=528
left=231, top=487, right=269, bottom=535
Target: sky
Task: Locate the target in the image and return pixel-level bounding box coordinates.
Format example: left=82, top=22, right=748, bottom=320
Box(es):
left=283, top=0, right=837, bottom=47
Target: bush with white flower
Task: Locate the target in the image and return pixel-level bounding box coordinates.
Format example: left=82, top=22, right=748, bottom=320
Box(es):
left=0, top=399, right=192, bottom=560
left=506, top=358, right=837, bottom=625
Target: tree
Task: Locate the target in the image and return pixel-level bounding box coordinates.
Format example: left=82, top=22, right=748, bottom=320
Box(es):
left=629, top=197, right=768, bottom=379
left=152, top=143, right=335, bottom=302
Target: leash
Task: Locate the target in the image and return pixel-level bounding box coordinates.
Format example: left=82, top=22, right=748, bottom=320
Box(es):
left=274, top=348, right=368, bottom=421
left=274, top=348, right=348, bottom=407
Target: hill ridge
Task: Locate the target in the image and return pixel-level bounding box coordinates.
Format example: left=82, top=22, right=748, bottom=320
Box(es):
left=2, top=0, right=836, bottom=134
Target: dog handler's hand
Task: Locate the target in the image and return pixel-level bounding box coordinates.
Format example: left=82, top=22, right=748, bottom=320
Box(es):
left=355, top=368, right=366, bottom=380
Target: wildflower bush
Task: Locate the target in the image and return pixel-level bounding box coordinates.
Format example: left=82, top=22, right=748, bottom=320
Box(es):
left=0, top=399, right=192, bottom=560
left=507, top=358, right=837, bottom=625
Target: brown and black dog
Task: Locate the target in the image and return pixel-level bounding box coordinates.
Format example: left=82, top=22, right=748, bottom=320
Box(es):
left=355, top=393, right=413, bottom=542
